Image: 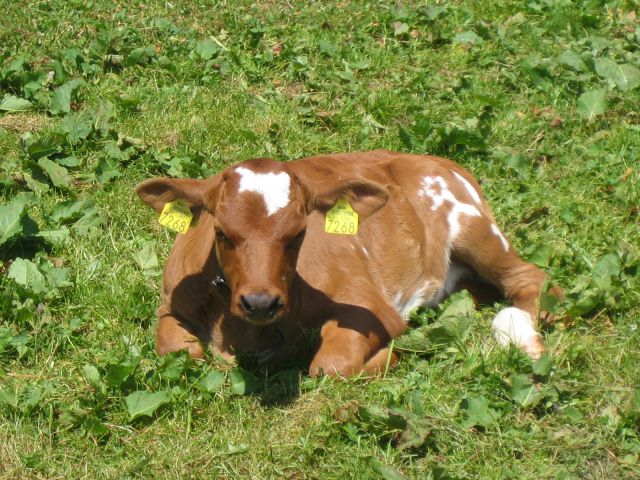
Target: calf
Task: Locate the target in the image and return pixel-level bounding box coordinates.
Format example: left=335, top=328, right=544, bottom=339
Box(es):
left=136, top=150, right=559, bottom=376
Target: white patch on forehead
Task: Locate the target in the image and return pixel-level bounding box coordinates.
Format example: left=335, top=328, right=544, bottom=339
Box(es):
left=491, top=223, right=510, bottom=252
left=453, top=171, right=481, bottom=204
left=235, top=167, right=291, bottom=216
left=418, top=175, right=481, bottom=243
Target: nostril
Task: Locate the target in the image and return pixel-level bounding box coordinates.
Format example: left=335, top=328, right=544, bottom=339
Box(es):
left=240, top=295, right=255, bottom=312
left=269, top=296, right=282, bottom=312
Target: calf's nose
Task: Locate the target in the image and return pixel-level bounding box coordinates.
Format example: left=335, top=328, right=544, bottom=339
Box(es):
left=240, top=293, right=282, bottom=318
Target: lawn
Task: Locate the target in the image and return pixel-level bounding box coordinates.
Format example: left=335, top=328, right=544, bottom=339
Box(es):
left=1, top=0, right=639, bottom=478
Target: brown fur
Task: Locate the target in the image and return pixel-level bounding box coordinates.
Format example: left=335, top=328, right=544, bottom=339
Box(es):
left=136, top=150, right=560, bottom=376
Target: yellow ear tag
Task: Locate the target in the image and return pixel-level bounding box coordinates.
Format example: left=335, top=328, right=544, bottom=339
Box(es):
left=158, top=200, right=193, bottom=234
left=324, top=198, right=358, bottom=235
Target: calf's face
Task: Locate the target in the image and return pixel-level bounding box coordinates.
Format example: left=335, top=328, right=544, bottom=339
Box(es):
left=208, top=161, right=307, bottom=324
left=136, top=158, right=389, bottom=326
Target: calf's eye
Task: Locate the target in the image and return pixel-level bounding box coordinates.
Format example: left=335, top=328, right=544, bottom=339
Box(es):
left=215, top=227, right=229, bottom=242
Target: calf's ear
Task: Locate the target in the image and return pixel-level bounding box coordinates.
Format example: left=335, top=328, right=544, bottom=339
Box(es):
left=309, top=179, right=390, bottom=219
left=135, top=177, right=208, bottom=213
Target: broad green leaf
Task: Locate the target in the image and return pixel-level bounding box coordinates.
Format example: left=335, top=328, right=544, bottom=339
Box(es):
left=0, top=387, right=19, bottom=408
left=82, top=365, right=104, bottom=391
left=45, top=266, right=70, bottom=290
left=0, top=94, right=32, bottom=111
left=504, top=153, right=529, bottom=177
left=577, top=89, right=607, bottom=121
left=8, top=258, right=47, bottom=294
left=454, top=30, right=482, bottom=45
left=0, top=327, right=13, bottom=354
left=318, top=39, right=336, bottom=56
left=398, top=125, right=415, bottom=150
left=125, top=390, right=171, bottom=419
left=556, top=51, right=587, bottom=72
left=125, top=47, right=156, bottom=66
left=387, top=407, right=431, bottom=450
left=199, top=370, right=226, bottom=392
left=36, top=227, right=71, bottom=246
left=229, top=368, right=261, bottom=395
left=60, top=114, right=93, bottom=145
left=56, top=156, right=79, bottom=167
left=593, top=254, right=620, bottom=280
left=461, top=396, right=501, bottom=428
left=533, top=352, right=553, bottom=376
left=24, top=131, right=67, bottom=160
left=38, top=157, right=71, bottom=188
left=510, top=374, right=543, bottom=408
left=539, top=292, right=559, bottom=313
left=358, top=405, right=397, bottom=429
left=83, top=415, right=108, bottom=436
left=196, top=38, right=218, bottom=60
left=439, top=292, right=474, bottom=321
left=58, top=405, right=89, bottom=429
left=562, top=406, right=583, bottom=423
left=155, top=351, right=189, bottom=380
left=595, top=58, right=640, bottom=91
left=73, top=207, right=103, bottom=233
left=0, top=196, right=29, bottom=245
left=49, top=79, right=83, bottom=115
left=22, top=385, right=42, bottom=409
left=105, top=361, right=137, bottom=386
left=50, top=199, right=93, bottom=224
left=94, top=101, right=115, bottom=133
left=95, top=157, right=121, bottom=183
left=134, top=241, right=159, bottom=272
left=369, top=459, right=407, bottom=480
left=527, top=244, right=553, bottom=267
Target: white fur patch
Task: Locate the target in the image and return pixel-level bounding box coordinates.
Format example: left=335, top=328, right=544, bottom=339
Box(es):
left=492, top=307, right=539, bottom=349
left=429, top=262, right=470, bottom=306
left=394, top=283, right=433, bottom=320
left=235, top=167, right=291, bottom=216
left=419, top=176, right=481, bottom=242
left=453, top=171, right=481, bottom=204
left=490, top=223, right=510, bottom=252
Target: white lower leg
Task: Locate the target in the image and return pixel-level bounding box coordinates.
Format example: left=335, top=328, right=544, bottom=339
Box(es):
left=492, top=307, right=545, bottom=359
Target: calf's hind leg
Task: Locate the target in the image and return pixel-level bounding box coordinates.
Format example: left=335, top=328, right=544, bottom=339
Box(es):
left=454, top=217, right=560, bottom=359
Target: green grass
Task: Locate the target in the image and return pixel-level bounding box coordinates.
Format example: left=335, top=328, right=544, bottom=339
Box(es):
left=1, top=1, right=639, bottom=478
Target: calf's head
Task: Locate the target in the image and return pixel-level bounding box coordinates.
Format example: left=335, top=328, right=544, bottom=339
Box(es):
left=136, top=158, right=388, bottom=325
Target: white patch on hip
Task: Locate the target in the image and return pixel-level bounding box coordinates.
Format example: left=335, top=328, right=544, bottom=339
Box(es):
left=235, top=167, right=291, bottom=216
left=490, top=223, right=510, bottom=252
left=453, top=171, right=481, bottom=204
left=419, top=175, right=481, bottom=242
left=492, top=307, right=544, bottom=359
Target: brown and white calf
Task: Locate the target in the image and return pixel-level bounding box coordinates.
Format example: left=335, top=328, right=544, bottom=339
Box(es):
left=136, top=150, right=559, bottom=377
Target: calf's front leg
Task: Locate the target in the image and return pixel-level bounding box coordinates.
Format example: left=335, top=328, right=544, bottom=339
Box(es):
left=156, top=307, right=204, bottom=359
left=309, top=306, right=401, bottom=377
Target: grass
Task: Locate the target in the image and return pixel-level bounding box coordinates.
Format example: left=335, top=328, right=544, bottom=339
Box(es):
left=1, top=0, right=640, bottom=478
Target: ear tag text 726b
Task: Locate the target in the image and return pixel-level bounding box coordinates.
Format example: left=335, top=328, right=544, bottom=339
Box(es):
left=159, top=200, right=193, bottom=234
left=324, top=198, right=358, bottom=235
